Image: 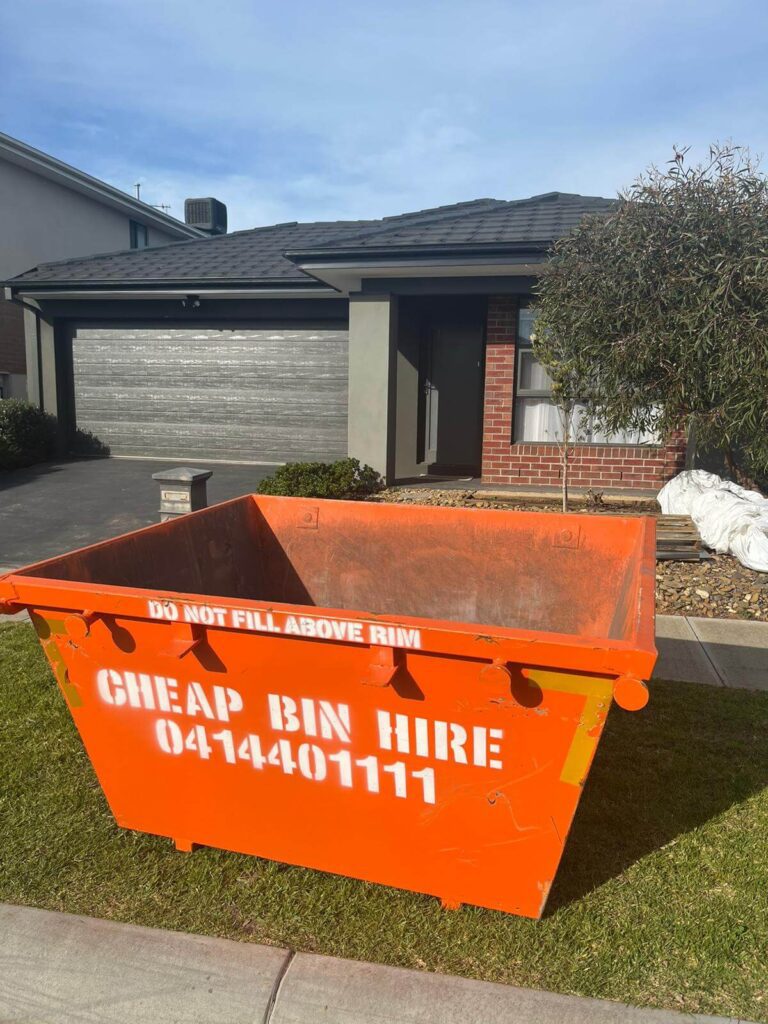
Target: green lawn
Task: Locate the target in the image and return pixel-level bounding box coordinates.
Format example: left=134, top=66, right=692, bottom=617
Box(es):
left=1, top=623, right=767, bottom=1019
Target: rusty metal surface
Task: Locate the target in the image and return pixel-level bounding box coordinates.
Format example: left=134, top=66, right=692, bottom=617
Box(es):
left=0, top=496, right=657, bottom=918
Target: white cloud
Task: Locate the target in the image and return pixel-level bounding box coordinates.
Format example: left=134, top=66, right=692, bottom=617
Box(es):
left=2, top=0, right=767, bottom=229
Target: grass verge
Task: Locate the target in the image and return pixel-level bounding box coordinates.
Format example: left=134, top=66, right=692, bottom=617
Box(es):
left=1, top=624, right=767, bottom=1019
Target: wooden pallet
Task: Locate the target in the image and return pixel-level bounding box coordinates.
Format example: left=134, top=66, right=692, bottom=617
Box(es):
left=656, top=514, right=703, bottom=561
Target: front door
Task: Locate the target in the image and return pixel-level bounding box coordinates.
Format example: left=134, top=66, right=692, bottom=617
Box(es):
left=422, top=323, right=484, bottom=474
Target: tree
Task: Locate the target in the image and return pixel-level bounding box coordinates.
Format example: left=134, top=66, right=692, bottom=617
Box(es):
left=528, top=326, right=590, bottom=512
left=533, top=144, right=768, bottom=488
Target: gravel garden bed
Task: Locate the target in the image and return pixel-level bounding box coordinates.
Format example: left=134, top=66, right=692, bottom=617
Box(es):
left=378, top=487, right=768, bottom=622
left=655, top=556, right=768, bottom=620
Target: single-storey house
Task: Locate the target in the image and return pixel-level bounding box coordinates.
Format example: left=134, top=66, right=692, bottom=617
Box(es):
left=4, top=191, right=686, bottom=489
left=0, top=130, right=205, bottom=400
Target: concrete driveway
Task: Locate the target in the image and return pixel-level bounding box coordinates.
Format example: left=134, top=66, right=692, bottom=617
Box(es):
left=0, top=458, right=272, bottom=569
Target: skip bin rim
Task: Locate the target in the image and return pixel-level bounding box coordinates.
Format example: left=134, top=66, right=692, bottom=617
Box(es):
left=0, top=495, right=658, bottom=682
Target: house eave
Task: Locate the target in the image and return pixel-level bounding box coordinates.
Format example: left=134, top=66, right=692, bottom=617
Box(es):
left=289, top=254, right=548, bottom=294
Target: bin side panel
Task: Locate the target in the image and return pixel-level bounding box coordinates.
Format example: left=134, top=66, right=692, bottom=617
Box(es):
left=31, top=611, right=615, bottom=919
left=250, top=497, right=647, bottom=640
left=21, top=497, right=261, bottom=601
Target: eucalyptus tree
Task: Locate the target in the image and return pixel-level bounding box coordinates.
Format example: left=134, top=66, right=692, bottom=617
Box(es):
left=534, top=144, right=768, bottom=489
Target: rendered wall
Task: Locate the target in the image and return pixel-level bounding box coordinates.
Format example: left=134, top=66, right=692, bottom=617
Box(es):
left=347, top=294, right=397, bottom=479
left=0, top=158, right=180, bottom=280
left=0, top=157, right=187, bottom=387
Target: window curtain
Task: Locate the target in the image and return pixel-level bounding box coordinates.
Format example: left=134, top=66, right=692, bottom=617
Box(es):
left=514, top=398, right=659, bottom=444
left=514, top=398, right=564, bottom=442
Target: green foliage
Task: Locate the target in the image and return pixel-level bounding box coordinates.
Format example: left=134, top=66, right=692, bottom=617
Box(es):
left=0, top=399, right=56, bottom=470
left=72, top=426, right=110, bottom=457
left=535, top=143, right=768, bottom=482
left=257, top=457, right=383, bottom=499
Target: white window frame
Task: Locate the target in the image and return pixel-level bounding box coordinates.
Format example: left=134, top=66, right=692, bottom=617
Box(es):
left=512, top=305, right=660, bottom=447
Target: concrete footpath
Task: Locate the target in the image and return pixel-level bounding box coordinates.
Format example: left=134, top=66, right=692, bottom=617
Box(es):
left=0, top=903, right=756, bottom=1024
left=654, top=615, right=768, bottom=691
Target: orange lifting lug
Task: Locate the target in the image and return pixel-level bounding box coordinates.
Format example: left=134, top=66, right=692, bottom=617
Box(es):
left=165, top=622, right=206, bottom=659
left=64, top=610, right=100, bottom=640
left=479, top=658, right=512, bottom=686
left=0, top=580, right=21, bottom=616
left=613, top=674, right=650, bottom=711
left=365, top=644, right=402, bottom=687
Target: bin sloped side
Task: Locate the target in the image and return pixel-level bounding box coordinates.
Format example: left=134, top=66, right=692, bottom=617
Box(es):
left=16, top=496, right=262, bottom=600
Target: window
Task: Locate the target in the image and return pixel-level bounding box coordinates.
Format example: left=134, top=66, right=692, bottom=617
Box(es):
left=512, top=306, right=658, bottom=445
left=130, top=221, right=149, bottom=249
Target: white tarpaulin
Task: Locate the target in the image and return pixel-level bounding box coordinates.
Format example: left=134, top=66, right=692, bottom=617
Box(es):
left=658, top=470, right=768, bottom=572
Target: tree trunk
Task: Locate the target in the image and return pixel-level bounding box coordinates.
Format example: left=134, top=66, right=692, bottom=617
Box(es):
left=684, top=419, right=697, bottom=470
left=724, top=445, right=737, bottom=481
left=724, top=445, right=762, bottom=491
left=559, top=408, right=572, bottom=513
left=562, top=446, right=569, bottom=512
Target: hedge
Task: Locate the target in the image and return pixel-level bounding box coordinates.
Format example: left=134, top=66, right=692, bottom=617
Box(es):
left=257, top=458, right=383, bottom=500
left=0, top=400, right=57, bottom=470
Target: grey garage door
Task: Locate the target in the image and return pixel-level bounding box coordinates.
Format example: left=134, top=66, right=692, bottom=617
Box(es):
left=72, top=326, right=349, bottom=463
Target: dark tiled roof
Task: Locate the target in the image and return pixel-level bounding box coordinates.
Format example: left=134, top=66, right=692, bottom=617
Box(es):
left=9, top=193, right=615, bottom=287
left=10, top=220, right=379, bottom=286
left=305, top=193, right=617, bottom=252
left=377, top=198, right=507, bottom=225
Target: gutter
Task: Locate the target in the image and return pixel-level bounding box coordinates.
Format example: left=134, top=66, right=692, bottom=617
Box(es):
left=4, top=282, right=339, bottom=301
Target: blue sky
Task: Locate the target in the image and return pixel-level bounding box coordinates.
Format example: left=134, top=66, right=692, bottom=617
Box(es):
left=1, top=0, right=767, bottom=231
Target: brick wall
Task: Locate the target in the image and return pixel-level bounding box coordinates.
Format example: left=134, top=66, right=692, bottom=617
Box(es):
left=0, top=297, right=26, bottom=375
left=481, top=295, right=686, bottom=490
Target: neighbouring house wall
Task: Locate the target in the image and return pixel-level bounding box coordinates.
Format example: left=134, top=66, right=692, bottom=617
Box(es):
left=481, top=296, right=687, bottom=491
left=0, top=158, right=185, bottom=391
left=0, top=158, right=180, bottom=280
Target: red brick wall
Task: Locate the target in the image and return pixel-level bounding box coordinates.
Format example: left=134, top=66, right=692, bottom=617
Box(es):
left=481, top=296, right=687, bottom=490
left=0, top=297, right=26, bottom=375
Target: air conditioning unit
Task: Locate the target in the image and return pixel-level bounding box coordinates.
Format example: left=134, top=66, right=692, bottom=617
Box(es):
left=184, top=197, right=227, bottom=235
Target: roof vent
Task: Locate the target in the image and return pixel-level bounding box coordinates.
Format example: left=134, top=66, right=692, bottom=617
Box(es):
left=184, top=197, right=227, bottom=235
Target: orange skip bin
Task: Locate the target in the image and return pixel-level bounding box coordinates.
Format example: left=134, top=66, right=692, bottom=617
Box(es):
left=0, top=495, right=656, bottom=918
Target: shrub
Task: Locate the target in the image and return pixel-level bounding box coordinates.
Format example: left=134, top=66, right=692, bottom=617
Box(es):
left=257, top=458, right=384, bottom=500
left=0, top=400, right=57, bottom=470
left=71, top=427, right=110, bottom=457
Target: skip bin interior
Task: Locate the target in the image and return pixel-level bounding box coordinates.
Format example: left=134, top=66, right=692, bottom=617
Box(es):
left=20, top=495, right=651, bottom=640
